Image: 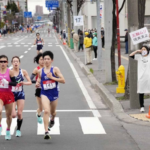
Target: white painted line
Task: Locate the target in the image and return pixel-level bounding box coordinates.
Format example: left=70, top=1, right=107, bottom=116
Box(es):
left=37, top=118, right=60, bottom=135
left=7, top=43, right=11, bottom=44
left=19, top=55, right=24, bottom=59
left=1, top=118, right=17, bottom=135
left=14, top=36, right=27, bottom=44
left=48, top=45, right=52, bottom=46
left=79, top=117, right=106, bottom=134
left=31, top=45, right=36, bottom=47
left=48, top=43, right=52, bottom=44
left=28, top=43, right=32, bottom=44
left=21, top=43, right=25, bottom=44
left=28, top=48, right=31, bottom=50
left=0, top=46, right=5, bottom=49
left=57, top=45, right=97, bottom=110
left=92, top=110, right=101, bottom=117
left=2, top=109, right=96, bottom=113
left=54, top=35, right=58, bottom=43
left=14, top=43, right=18, bottom=44
left=24, top=51, right=28, bottom=53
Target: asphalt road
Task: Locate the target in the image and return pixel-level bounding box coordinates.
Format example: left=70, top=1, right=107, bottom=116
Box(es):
left=0, top=27, right=141, bottom=150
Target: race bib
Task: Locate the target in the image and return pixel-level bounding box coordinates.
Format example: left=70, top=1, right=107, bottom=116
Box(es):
left=0, top=79, right=8, bottom=89
left=43, top=80, right=56, bottom=90
left=37, top=41, right=42, bottom=45
left=12, top=83, right=22, bottom=92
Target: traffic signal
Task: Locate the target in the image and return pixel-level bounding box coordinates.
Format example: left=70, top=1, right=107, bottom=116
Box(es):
left=25, top=0, right=27, bottom=10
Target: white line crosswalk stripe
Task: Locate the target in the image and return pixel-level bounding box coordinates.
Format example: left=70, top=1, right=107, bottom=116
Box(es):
left=1, top=118, right=17, bottom=135
left=37, top=118, right=60, bottom=135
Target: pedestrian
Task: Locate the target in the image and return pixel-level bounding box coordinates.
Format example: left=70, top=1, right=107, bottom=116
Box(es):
left=36, top=51, right=65, bottom=140
left=129, top=46, right=150, bottom=113
left=84, top=32, right=92, bottom=65
left=124, top=29, right=128, bottom=54
left=92, top=33, right=98, bottom=60
left=63, top=30, right=66, bottom=44
left=0, top=55, right=17, bottom=140
left=78, top=32, right=84, bottom=51
left=11, top=56, right=32, bottom=137
left=72, top=31, right=79, bottom=52
left=101, top=27, right=105, bottom=48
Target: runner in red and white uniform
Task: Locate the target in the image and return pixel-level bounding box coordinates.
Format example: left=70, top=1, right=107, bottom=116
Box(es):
left=30, top=53, right=44, bottom=124
left=0, top=55, right=17, bottom=140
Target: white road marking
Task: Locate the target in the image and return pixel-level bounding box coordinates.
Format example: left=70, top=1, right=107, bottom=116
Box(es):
left=7, top=43, right=11, bottom=44
left=19, top=55, right=24, bottom=59
left=1, top=118, right=17, bottom=135
left=28, top=43, right=32, bottom=44
left=0, top=46, right=5, bottom=49
left=37, top=118, right=60, bottom=135
left=48, top=43, right=52, bottom=44
left=79, top=117, right=106, bottom=134
left=54, top=35, right=58, bottom=43
left=24, top=51, right=28, bottom=53
left=21, top=43, right=25, bottom=44
left=57, top=45, right=97, bottom=111
left=48, top=45, right=52, bottom=46
left=28, top=48, right=31, bottom=50
left=14, top=36, right=27, bottom=44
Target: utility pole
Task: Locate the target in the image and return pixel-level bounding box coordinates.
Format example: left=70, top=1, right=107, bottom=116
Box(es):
left=104, top=0, right=112, bottom=82
left=96, top=0, right=103, bottom=70
left=67, top=3, right=71, bottom=47
left=128, top=0, right=139, bottom=108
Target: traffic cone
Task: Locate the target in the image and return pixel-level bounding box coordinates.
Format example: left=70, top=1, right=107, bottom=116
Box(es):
left=146, top=106, right=150, bottom=119
left=63, top=40, right=66, bottom=45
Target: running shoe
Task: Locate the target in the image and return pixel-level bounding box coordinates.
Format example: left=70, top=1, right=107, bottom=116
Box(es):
left=16, top=130, right=21, bottom=137
left=44, top=132, right=51, bottom=140
left=0, top=126, right=2, bottom=135
left=49, top=120, right=55, bottom=128
left=5, top=130, right=11, bottom=140
left=36, top=113, right=43, bottom=124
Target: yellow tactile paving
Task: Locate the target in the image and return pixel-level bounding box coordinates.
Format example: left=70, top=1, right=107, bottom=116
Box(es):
left=130, top=114, right=150, bottom=122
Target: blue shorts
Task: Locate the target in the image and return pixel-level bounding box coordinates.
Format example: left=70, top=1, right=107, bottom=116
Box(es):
left=40, top=91, right=58, bottom=102
left=37, top=45, right=43, bottom=51
left=13, top=92, right=25, bottom=101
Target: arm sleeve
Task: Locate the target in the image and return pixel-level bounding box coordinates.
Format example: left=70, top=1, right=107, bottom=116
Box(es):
left=9, top=77, right=17, bottom=86
left=30, top=73, right=36, bottom=84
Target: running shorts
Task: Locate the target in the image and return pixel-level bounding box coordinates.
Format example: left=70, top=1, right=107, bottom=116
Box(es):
left=0, top=91, right=15, bottom=105
left=13, top=91, right=25, bottom=101
left=35, top=88, right=41, bottom=98
left=37, top=45, right=43, bottom=51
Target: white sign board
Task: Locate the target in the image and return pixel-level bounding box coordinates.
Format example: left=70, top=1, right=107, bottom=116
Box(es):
left=74, top=16, right=84, bottom=26
left=129, top=27, right=150, bottom=45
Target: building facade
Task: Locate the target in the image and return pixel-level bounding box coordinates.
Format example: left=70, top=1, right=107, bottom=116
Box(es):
left=35, top=5, right=43, bottom=16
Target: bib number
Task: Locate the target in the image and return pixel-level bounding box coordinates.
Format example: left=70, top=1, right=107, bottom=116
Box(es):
left=0, top=80, right=8, bottom=89
left=37, top=41, right=42, bottom=45
left=43, top=80, right=56, bottom=90
left=12, top=83, right=22, bottom=92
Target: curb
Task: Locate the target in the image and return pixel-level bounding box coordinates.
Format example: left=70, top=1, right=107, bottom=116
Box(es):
left=56, top=34, right=150, bottom=126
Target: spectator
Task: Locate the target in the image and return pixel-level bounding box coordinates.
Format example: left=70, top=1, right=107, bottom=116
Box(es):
left=101, top=27, right=105, bottom=48
left=63, top=30, right=66, bottom=44
left=72, top=31, right=79, bottom=52
left=129, top=46, right=150, bottom=113
left=124, top=29, right=128, bottom=54
left=84, top=32, right=92, bottom=65
left=79, top=32, right=84, bottom=52
left=92, top=33, right=98, bottom=60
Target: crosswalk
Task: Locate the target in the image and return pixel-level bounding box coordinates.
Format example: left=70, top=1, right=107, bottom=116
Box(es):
left=0, top=117, right=106, bottom=136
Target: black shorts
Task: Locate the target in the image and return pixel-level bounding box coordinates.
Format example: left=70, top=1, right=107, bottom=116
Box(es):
left=35, top=88, right=41, bottom=97
left=37, top=45, right=43, bottom=51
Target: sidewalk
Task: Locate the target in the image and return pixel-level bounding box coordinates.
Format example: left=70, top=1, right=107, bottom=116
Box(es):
left=56, top=33, right=150, bottom=125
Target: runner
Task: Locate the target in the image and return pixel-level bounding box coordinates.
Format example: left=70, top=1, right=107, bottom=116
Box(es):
left=11, top=56, right=32, bottom=137
left=30, top=53, right=44, bottom=124
left=36, top=51, right=65, bottom=140
left=0, top=55, right=17, bottom=140
left=48, top=28, right=50, bottom=35
left=33, top=33, right=44, bottom=55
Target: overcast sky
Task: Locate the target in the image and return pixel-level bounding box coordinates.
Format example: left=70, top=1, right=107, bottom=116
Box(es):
left=28, top=0, right=49, bottom=15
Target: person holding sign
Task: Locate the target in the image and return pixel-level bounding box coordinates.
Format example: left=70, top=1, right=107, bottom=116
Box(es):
left=129, top=46, right=150, bottom=113
left=11, top=56, right=32, bottom=137
left=0, top=55, right=17, bottom=140
left=36, top=51, right=65, bottom=140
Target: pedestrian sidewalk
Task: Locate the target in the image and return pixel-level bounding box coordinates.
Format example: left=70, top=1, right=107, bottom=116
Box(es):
left=56, top=33, right=150, bottom=125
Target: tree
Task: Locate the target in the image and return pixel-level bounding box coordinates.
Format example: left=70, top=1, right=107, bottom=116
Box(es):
left=6, top=2, right=11, bottom=10
left=124, top=0, right=146, bottom=99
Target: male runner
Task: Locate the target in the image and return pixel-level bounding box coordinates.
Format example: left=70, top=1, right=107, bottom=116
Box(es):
left=33, top=33, right=44, bottom=55
left=0, top=55, right=17, bottom=140
left=36, top=51, right=65, bottom=140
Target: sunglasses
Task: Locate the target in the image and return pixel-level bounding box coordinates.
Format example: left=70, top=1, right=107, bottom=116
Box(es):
left=0, top=61, right=8, bottom=63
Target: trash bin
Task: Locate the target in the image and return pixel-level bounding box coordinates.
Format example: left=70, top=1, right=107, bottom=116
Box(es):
left=70, top=38, right=74, bottom=49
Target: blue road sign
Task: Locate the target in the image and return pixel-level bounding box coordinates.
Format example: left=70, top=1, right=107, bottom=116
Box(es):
left=45, top=0, right=59, bottom=8
left=37, top=16, right=42, bottom=20
left=24, top=12, right=32, bottom=18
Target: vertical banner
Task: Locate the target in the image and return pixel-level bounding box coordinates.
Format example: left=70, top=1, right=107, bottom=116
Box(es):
left=100, top=3, right=103, bottom=19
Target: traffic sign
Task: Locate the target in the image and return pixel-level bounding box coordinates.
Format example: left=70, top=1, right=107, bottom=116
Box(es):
left=37, top=16, right=42, bottom=20
left=24, top=12, right=32, bottom=18
left=45, top=0, right=59, bottom=8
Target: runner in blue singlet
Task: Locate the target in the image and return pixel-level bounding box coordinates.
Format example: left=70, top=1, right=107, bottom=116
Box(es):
left=36, top=51, right=65, bottom=140
left=11, top=56, right=32, bottom=137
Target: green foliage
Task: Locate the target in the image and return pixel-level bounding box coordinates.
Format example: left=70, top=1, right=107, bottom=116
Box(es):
left=6, top=1, right=19, bottom=13
left=90, top=68, right=94, bottom=74
left=0, top=22, right=5, bottom=28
